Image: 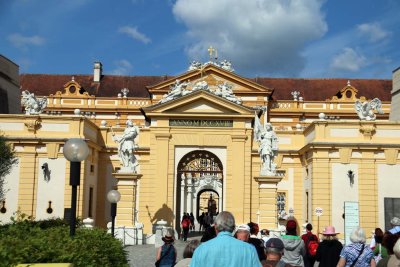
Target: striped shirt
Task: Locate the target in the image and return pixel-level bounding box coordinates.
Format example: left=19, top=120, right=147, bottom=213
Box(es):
left=340, top=243, right=374, bottom=267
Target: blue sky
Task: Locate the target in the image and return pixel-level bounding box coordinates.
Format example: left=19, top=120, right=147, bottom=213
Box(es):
left=1, top=0, right=399, bottom=79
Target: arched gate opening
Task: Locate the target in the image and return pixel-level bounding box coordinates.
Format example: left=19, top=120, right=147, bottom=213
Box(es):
left=175, top=150, right=223, bottom=232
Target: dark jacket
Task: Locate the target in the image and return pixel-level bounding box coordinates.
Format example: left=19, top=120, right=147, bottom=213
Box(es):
left=315, top=239, right=343, bottom=267
left=248, top=237, right=267, bottom=262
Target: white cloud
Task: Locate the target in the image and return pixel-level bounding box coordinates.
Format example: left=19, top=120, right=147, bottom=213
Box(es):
left=119, top=26, right=151, bottom=44
left=330, top=48, right=367, bottom=72
left=17, top=57, right=32, bottom=73
left=357, top=23, right=390, bottom=43
left=172, top=0, right=327, bottom=76
left=7, top=33, right=45, bottom=49
left=110, top=59, right=133, bottom=75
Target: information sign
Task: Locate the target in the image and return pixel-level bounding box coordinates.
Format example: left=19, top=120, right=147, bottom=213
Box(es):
left=315, top=207, right=323, bottom=217
left=344, top=201, right=359, bottom=245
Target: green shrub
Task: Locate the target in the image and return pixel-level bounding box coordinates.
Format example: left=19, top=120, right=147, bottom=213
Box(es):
left=0, top=220, right=128, bottom=267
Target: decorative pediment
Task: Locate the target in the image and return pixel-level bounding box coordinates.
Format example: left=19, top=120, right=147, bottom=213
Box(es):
left=50, top=77, right=94, bottom=98
left=142, top=89, right=255, bottom=119
left=329, top=80, right=366, bottom=102
left=147, top=64, right=272, bottom=97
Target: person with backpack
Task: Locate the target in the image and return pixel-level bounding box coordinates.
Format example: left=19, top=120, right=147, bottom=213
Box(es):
left=281, top=219, right=306, bottom=267
left=181, top=213, right=191, bottom=241
left=301, top=223, right=319, bottom=267
left=314, top=226, right=343, bottom=267
left=155, top=230, right=177, bottom=267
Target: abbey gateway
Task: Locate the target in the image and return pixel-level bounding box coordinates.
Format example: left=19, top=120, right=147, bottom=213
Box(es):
left=1, top=56, right=400, bottom=244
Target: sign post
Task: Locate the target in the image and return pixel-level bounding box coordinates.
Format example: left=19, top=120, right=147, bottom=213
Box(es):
left=315, top=207, right=323, bottom=235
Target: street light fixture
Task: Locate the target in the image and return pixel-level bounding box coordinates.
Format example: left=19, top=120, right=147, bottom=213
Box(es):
left=107, top=189, right=121, bottom=237
left=63, top=138, right=89, bottom=237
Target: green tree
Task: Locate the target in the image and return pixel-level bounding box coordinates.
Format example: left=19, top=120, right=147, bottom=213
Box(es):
left=0, top=134, right=18, bottom=200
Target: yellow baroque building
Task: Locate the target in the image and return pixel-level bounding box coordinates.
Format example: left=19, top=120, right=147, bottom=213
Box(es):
left=1, top=61, right=400, bottom=244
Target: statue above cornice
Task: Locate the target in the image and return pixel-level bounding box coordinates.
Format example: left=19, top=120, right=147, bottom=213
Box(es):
left=158, top=79, right=242, bottom=105
left=355, top=98, right=384, bottom=121
left=158, top=80, right=191, bottom=104
left=187, top=59, right=235, bottom=72
left=21, top=90, right=47, bottom=115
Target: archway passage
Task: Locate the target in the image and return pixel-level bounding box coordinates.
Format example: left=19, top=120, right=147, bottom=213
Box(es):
left=176, top=150, right=223, bottom=231
left=197, top=189, right=219, bottom=219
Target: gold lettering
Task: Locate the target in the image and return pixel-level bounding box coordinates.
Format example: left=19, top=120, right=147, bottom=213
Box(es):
left=169, top=119, right=232, bottom=127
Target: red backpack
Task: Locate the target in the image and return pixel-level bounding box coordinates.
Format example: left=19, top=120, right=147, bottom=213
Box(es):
left=306, top=235, right=319, bottom=257
left=182, top=218, right=190, bottom=228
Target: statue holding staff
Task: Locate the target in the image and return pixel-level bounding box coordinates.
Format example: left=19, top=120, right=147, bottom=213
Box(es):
left=112, top=120, right=139, bottom=173
left=254, top=112, right=278, bottom=176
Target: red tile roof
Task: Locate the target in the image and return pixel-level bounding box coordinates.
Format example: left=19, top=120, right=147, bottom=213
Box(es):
left=20, top=74, right=173, bottom=98
left=253, top=77, right=392, bottom=101
left=20, top=74, right=392, bottom=101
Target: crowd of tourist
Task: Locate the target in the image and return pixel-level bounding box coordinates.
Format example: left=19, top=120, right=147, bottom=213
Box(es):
left=156, top=212, right=400, bottom=267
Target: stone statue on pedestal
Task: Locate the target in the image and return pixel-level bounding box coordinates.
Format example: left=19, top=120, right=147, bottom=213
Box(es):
left=112, top=120, right=139, bottom=173
left=254, top=113, right=278, bottom=176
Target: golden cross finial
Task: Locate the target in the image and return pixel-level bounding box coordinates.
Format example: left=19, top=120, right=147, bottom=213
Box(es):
left=208, top=46, right=215, bottom=61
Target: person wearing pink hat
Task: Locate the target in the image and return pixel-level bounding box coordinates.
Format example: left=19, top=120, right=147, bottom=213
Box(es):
left=314, top=226, right=343, bottom=267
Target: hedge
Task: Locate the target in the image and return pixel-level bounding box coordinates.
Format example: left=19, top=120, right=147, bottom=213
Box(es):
left=0, top=219, right=128, bottom=267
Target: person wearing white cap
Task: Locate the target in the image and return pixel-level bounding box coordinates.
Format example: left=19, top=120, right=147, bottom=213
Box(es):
left=234, top=224, right=251, bottom=242
left=389, top=217, right=400, bottom=234
left=314, top=226, right=343, bottom=267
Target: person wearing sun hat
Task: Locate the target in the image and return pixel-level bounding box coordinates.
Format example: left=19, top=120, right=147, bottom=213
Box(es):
left=315, top=226, right=343, bottom=267
left=156, top=230, right=177, bottom=267
left=281, top=219, right=306, bottom=266
left=389, top=217, right=400, bottom=234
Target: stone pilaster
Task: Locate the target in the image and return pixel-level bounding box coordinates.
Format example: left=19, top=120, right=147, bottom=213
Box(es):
left=254, top=175, right=283, bottom=229
left=112, top=172, right=142, bottom=226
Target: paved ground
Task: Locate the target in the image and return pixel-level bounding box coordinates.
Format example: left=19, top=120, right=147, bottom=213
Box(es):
left=125, top=231, right=203, bottom=267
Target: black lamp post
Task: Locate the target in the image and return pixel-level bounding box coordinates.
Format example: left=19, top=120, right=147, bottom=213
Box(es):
left=107, top=189, right=121, bottom=236
left=63, top=138, right=89, bottom=237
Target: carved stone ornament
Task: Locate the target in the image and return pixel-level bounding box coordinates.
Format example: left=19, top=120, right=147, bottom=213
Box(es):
left=360, top=124, right=376, bottom=138
left=158, top=79, right=242, bottom=105
left=158, top=80, right=191, bottom=104
left=184, top=174, right=222, bottom=190
left=187, top=59, right=235, bottom=72
left=24, top=119, right=41, bottom=132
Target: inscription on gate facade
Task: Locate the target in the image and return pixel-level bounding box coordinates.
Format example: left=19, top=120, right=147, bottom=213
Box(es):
left=169, top=119, right=233, bottom=127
